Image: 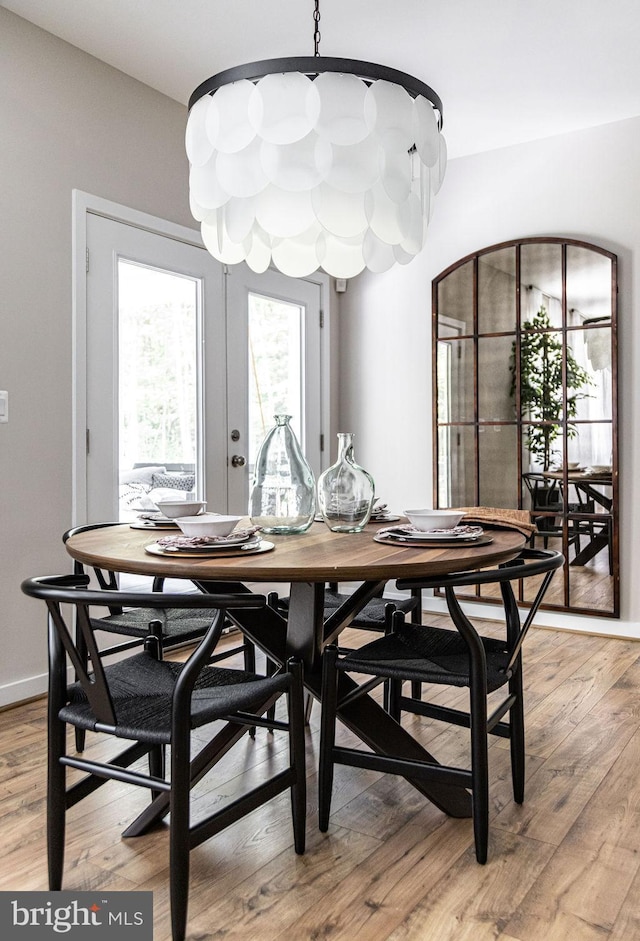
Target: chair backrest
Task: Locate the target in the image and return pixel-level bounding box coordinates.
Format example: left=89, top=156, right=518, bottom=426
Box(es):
left=522, top=473, right=562, bottom=512
left=63, top=522, right=173, bottom=606
left=397, top=548, right=564, bottom=676
left=21, top=574, right=267, bottom=725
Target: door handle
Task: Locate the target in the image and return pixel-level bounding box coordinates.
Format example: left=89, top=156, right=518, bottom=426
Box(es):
left=231, top=454, right=246, bottom=468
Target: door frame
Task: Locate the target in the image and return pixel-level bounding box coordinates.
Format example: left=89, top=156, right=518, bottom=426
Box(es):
left=72, top=190, right=334, bottom=525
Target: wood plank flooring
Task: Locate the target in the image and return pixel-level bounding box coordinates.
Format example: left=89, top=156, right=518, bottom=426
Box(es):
left=1, top=619, right=639, bottom=941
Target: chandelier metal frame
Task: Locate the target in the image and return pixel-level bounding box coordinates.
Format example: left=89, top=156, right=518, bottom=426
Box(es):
left=189, top=57, right=444, bottom=129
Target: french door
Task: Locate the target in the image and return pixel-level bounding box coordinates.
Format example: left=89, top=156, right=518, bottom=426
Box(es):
left=79, top=207, right=326, bottom=523
left=226, top=265, right=323, bottom=512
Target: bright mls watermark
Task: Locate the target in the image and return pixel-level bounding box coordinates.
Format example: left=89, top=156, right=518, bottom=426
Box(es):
left=0, top=892, right=153, bottom=939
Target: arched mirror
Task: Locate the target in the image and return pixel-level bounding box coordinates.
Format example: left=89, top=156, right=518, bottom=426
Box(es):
left=433, top=237, right=618, bottom=617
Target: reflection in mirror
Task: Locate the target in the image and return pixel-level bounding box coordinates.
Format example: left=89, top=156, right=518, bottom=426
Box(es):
left=437, top=425, right=476, bottom=507
left=478, top=247, right=515, bottom=333
left=479, top=425, right=518, bottom=507
left=478, top=336, right=513, bottom=421
left=436, top=337, right=474, bottom=423
left=522, top=563, right=565, bottom=607
left=568, top=329, right=612, bottom=423
left=433, top=238, right=618, bottom=617
left=437, top=260, right=474, bottom=334
left=566, top=244, right=613, bottom=322
left=521, top=243, right=563, bottom=328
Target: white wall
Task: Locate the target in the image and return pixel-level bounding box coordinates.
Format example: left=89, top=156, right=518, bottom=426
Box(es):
left=0, top=9, right=195, bottom=704
left=340, top=116, right=640, bottom=636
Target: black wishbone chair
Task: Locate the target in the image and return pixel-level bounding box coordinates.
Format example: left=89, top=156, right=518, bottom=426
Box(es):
left=318, top=547, right=563, bottom=864
left=22, top=575, right=306, bottom=941
left=63, top=523, right=260, bottom=748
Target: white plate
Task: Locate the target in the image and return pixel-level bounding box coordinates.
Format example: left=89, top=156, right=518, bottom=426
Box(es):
left=155, top=532, right=261, bottom=552
left=376, top=525, right=484, bottom=543
left=130, top=520, right=179, bottom=531
left=145, top=539, right=273, bottom=559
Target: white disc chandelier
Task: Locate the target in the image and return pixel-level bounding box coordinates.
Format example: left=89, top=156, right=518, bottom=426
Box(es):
left=186, top=1, right=446, bottom=279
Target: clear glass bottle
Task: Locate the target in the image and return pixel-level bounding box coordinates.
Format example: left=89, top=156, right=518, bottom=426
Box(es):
left=317, top=432, right=375, bottom=532
left=249, top=415, right=316, bottom=534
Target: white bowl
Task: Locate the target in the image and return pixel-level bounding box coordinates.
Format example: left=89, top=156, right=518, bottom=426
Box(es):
left=590, top=464, right=611, bottom=474
left=155, top=500, right=206, bottom=519
left=566, top=461, right=580, bottom=470
left=403, top=508, right=465, bottom=531
left=175, top=513, right=243, bottom=537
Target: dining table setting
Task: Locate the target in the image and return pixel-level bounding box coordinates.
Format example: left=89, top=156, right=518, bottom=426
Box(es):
left=64, top=494, right=533, bottom=820
left=62, top=420, right=551, bottom=825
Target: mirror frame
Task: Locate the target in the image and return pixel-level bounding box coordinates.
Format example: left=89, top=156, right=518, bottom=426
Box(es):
left=432, top=236, right=619, bottom=617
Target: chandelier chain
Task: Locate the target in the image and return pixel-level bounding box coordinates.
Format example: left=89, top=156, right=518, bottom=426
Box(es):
left=313, top=0, right=321, bottom=56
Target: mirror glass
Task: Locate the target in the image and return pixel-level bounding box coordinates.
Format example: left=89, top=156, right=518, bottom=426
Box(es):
left=433, top=238, right=618, bottom=617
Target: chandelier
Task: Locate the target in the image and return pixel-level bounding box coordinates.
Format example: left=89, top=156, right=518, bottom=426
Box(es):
left=185, top=1, right=446, bottom=279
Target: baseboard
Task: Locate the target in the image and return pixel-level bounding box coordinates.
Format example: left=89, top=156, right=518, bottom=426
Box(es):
left=0, top=671, right=48, bottom=709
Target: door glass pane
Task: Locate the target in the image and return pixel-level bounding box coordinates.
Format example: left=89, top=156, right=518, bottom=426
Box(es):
left=248, top=292, right=304, bottom=477
left=118, top=260, right=200, bottom=520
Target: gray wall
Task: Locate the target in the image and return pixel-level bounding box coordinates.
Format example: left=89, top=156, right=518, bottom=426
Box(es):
left=0, top=9, right=195, bottom=703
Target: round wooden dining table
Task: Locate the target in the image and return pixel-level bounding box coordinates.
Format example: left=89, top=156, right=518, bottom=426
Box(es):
left=65, top=519, right=526, bottom=820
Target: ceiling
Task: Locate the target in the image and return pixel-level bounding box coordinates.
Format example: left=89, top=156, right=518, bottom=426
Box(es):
left=3, top=0, right=640, bottom=159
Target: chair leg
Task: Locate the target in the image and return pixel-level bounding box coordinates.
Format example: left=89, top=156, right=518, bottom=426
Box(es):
left=265, top=657, right=277, bottom=725
left=387, top=678, right=402, bottom=721
left=469, top=681, right=489, bottom=864
left=149, top=745, right=166, bottom=801
left=287, top=659, right=307, bottom=854
left=169, top=733, right=192, bottom=941
left=410, top=592, right=422, bottom=702
left=243, top=636, right=256, bottom=673
left=239, top=637, right=258, bottom=738
left=48, top=715, right=67, bottom=890
left=318, top=646, right=339, bottom=832
left=74, top=629, right=88, bottom=752
left=509, top=665, right=526, bottom=805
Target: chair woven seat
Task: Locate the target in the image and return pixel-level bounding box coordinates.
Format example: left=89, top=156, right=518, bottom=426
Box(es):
left=61, top=656, right=291, bottom=744
left=338, top=623, right=510, bottom=692
left=278, top=588, right=417, bottom=628
left=89, top=606, right=219, bottom=643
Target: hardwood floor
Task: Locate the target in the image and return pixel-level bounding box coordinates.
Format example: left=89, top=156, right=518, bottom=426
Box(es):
left=1, top=620, right=639, bottom=941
